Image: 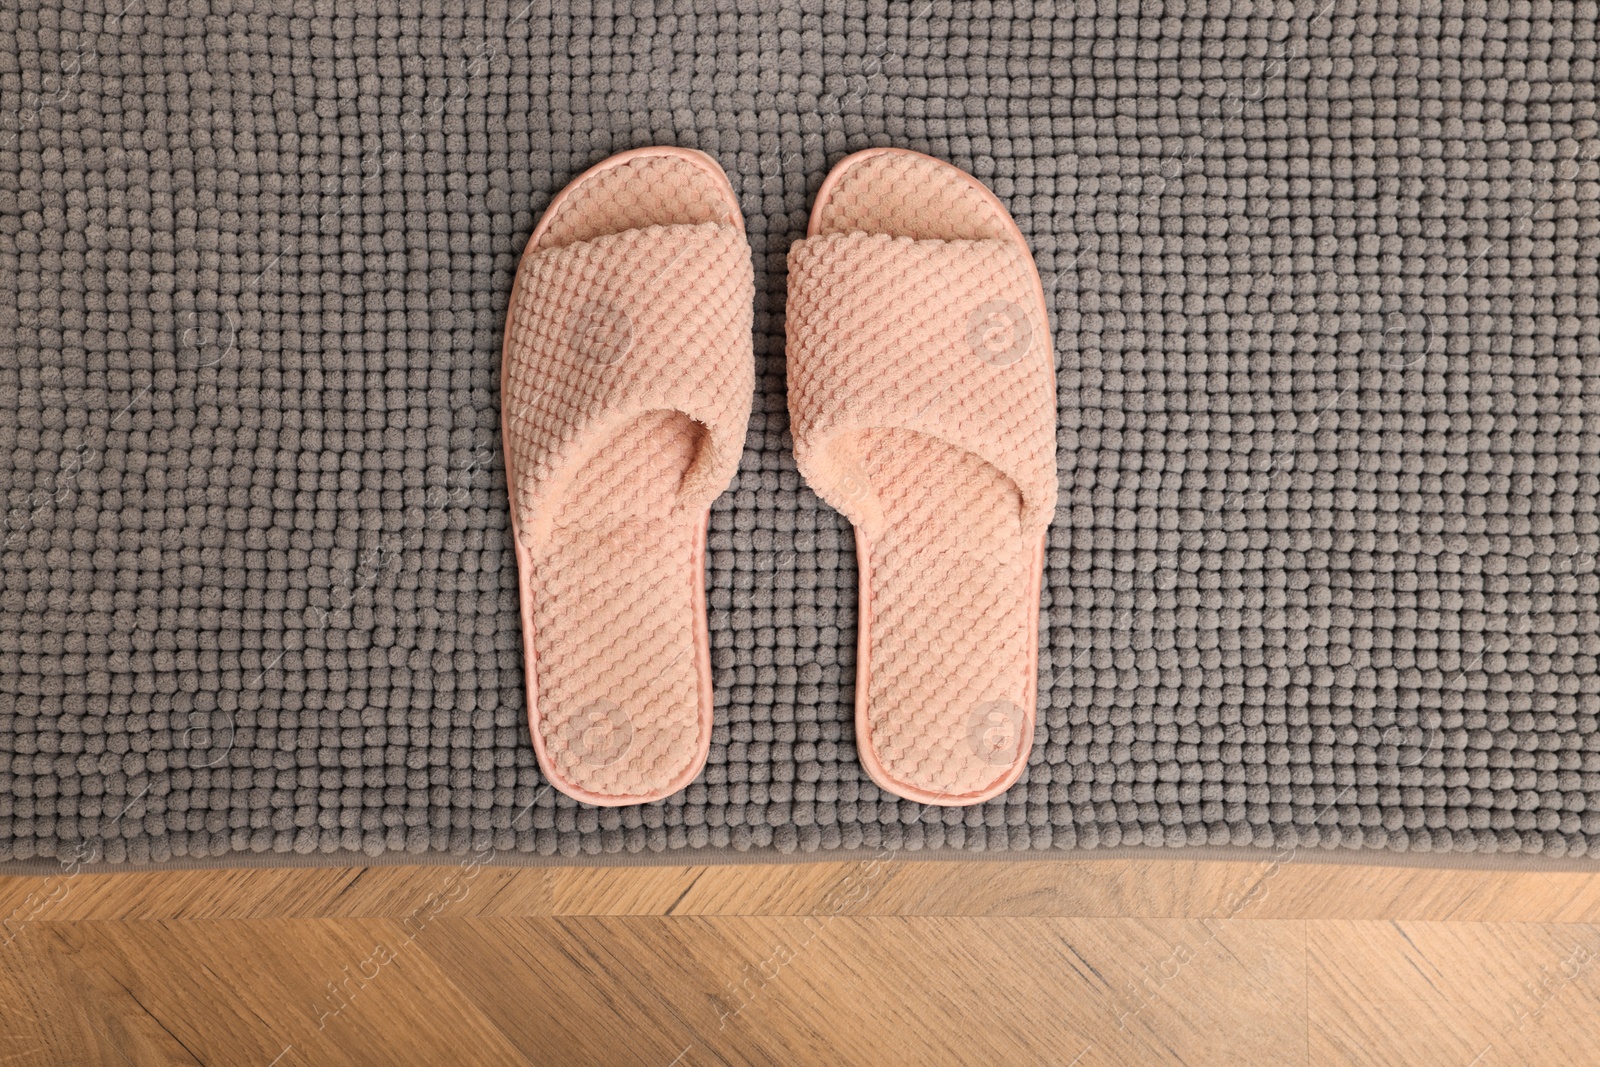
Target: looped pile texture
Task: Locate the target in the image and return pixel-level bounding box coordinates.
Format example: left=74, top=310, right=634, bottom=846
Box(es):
left=1, top=2, right=1598, bottom=867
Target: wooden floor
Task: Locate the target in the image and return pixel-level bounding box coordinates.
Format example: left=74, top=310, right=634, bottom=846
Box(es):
left=2, top=854, right=1599, bottom=1065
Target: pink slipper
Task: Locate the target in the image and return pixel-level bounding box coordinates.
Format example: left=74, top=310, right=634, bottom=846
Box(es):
left=787, top=148, right=1058, bottom=806
left=501, top=147, right=754, bottom=806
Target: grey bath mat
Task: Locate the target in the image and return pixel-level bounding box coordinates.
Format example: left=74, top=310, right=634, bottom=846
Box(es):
left=2, top=1, right=1598, bottom=870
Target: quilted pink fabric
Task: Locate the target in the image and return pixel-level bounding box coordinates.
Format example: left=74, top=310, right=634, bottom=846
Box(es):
left=786, top=233, right=1057, bottom=539
left=787, top=149, right=1057, bottom=805
left=503, top=151, right=753, bottom=804
left=504, top=222, right=753, bottom=549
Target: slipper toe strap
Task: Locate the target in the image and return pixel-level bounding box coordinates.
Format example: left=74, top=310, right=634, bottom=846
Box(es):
left=786, top=232, right=1058, bottom=538
left=505, top=222, right=754, bottom=549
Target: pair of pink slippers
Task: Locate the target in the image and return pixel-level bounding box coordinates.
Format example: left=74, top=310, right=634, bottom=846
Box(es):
left=501, top=146, right=1057, bottom=808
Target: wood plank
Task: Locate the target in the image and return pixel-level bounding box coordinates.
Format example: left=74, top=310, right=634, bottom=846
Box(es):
left=413, top=916, right=1307, bottom=1066
left=0, top=928, right=123, bottom=1066
left=5, top=858, right=1600, bottom=923
left=0, top=859, right=550, bottom=923
left=2, top=919, right=535, bottom=1066
left=1308, top=920, right=1600, bottom=1066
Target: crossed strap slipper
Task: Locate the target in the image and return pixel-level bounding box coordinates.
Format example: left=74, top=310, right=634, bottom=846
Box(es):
left=786, top=148, right=1058, bottom=805
left=501, top=147, right=754, bottom=805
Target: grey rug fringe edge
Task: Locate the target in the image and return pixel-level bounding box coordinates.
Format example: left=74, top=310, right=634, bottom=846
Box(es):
left=4, top=840, right=1597, bottom=878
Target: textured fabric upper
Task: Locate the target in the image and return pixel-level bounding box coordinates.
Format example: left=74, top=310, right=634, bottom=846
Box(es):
left=504, top=222, right=754, bottom=550
left=787, top=231, right=1058, bottom=541
left=1, top=3, right=1598, bottom=866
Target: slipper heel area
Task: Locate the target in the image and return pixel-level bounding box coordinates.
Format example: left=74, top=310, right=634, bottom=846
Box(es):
left=854, top=430, right=1041, bottom=800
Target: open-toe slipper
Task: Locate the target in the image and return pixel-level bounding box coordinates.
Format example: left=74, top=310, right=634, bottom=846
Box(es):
left=501, top=146, right=753, bottom=805
left=786, top=148, right=1057, bottom=805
